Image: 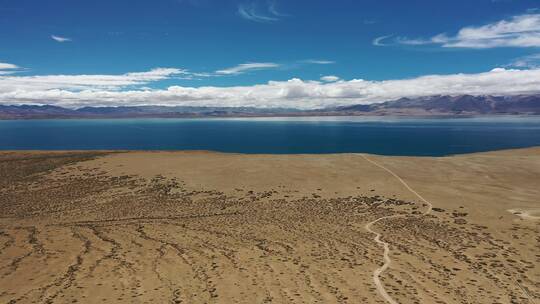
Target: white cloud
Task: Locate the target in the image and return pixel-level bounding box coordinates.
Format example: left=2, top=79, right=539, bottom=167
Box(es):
left=386, top=13, right=540, bottom=48
left=238, top=1, right=286, bottom=23
left=507, top=53, right=540, bottom=68
left=445, top=13, right=540, bottom=48
left=320, top=75, right=340, bottom=82
left=51, top=35, right=72, bottom=42
left=372, top=35, right=393, bottom=46
left=394, top=36, right=434, bottom=45
left=0, top=62, right=22, bottom=75
left=302, top=59, right=335, bottom=65
left=215, top=60, right=334, bottom=75
left=238, top=5, right=277, bottom=22
left=215, top=62, right=281, bottom=75
left=0, top=68, right=185, bottom=92
left=0, top=62, right=19, bottom=70
left=268, top=0, right=288, bottom=17
left=2, top=68, right=540, bottom=109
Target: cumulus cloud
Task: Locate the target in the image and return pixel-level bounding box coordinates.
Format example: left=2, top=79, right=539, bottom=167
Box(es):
left=215, top=62, right=281, bottom=75
left=2, top=67, right=540, bottom=109
left=51, top=35, right=72, bottom=42
left=379, top=13, right=540, bottom=48
left=238, top=0, right=286, bottom=23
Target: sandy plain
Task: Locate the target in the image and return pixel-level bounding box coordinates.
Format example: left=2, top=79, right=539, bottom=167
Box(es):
left=0, top=149, right=539, bottom=303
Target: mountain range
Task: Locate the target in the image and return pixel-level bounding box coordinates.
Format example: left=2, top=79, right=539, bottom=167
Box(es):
left=1, top=95, right=539, bottom=119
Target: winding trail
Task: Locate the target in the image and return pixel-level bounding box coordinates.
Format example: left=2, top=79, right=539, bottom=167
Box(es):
left=361, top=154, right=433, bottom=304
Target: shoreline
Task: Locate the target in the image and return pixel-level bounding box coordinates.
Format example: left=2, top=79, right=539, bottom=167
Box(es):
left=2, top=113, right=540, bottom=121
left=1, top=145, right=540, bottom=157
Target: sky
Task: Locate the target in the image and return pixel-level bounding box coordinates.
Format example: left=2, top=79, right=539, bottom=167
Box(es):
left=2, top=0, right=540, bottom=109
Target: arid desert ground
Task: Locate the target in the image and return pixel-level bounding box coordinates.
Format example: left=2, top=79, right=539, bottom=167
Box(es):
left=0, top=149, right=539, bottom=303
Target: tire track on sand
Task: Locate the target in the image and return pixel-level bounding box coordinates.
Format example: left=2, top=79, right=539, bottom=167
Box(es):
left=361, top=154, right=433, bottom=304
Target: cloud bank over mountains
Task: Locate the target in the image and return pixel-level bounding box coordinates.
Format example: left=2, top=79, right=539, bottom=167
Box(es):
left=2, top=67, right=540, bottom=109
left=4, top=9, right=540, bottom=110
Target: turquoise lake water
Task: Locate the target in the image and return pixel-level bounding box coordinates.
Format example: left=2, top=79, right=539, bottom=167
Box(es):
left=1, top=116, right=540, bottom=156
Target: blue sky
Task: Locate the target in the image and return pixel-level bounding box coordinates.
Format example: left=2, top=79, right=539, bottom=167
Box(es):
left=2, top=0, right=540, bottom=108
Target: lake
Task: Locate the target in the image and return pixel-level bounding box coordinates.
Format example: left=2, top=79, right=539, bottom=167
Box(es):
left=1, top=116, right=540, bottom=156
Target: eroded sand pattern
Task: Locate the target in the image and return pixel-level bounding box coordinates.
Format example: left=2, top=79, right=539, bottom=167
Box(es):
left=0, top=149, right=539, bottom=303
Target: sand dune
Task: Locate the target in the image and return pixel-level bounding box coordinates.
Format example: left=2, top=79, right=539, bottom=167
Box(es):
left=0, top=149, right=539, bottom=303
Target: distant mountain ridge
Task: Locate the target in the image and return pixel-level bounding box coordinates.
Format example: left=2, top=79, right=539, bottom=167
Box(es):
left=336, top=95, right=540, bottom=115
left=0, top=105, right=301, bottom=119
left=1, top=94, right=540, bottom=119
